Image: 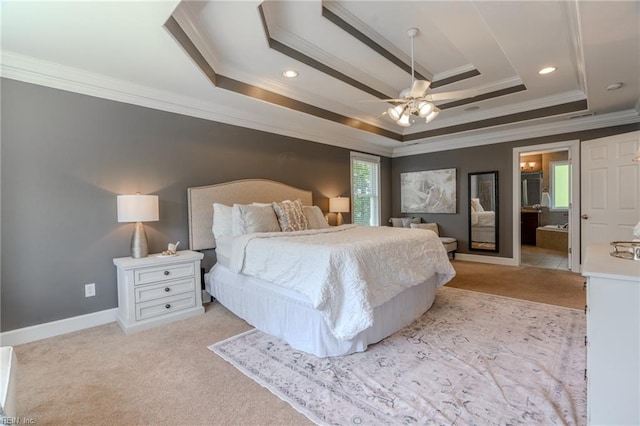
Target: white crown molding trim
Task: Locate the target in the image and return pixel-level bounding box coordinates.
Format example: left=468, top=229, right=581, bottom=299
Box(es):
left=433, top=89, right=586, bottom=128
left=174, top=5, right=396, bottom=127
left=432, top=63, right=478, bottom=82
left=321, top=0, right=433, bottom=81
left=454, top=253, right=518, bottom=266
left=392, top=109, right=640, bottom=157
left=562, top=0, right=587, bottom=94
left=0, top=308, right=118, bottom=347
left=405, top=89, right=586, bottom=136
left=0, top=51, right=395, bottom=157
left=171, top=3, right=223, bottom=73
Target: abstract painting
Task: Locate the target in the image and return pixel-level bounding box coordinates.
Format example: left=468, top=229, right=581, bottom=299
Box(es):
left=401, top=168, right=456, bottom=213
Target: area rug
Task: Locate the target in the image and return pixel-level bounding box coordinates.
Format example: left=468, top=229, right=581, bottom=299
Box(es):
left=209, top=287, right=586, bottom=425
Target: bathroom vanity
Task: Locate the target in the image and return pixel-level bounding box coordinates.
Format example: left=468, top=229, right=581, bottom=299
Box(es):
left=520, top=209, right=541, bottom=245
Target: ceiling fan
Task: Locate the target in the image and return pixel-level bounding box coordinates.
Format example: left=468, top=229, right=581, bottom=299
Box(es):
left=380, top=28, right=478, bottom=127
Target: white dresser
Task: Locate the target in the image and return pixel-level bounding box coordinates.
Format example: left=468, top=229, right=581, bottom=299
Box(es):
left=114, top=250, right=204, bottom=333
left=583, top=243, right=640, bottom=425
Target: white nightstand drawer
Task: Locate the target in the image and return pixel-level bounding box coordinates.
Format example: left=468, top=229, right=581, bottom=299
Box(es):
left=114, top=250, right=204, bottom=334
left=134, top=262, right=195, bottom=285
left=136, top=293, right=196, bottom=321
left=135, top=278, right=196, bottom=303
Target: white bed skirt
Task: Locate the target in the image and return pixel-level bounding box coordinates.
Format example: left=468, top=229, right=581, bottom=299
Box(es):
left=472, top=226, right=496, bottom=243
left=206, top=264, right=438, bottom=357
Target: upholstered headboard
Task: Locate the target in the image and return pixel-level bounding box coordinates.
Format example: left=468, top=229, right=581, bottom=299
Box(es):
left=187, top=179, right=313, bottom=251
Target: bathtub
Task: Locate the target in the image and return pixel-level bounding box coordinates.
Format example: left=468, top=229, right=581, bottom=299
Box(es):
left=536, top=225, right=568, bottom=251
left=541, top=224, right=568, bottom=231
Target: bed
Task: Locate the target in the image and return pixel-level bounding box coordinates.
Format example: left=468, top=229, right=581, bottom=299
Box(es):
left=470, top=198, right=496, bottom=244
left=188, top=179, right=456, bottom=357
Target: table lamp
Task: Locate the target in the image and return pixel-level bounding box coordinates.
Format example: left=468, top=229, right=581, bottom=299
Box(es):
left=117, top=193, right=159, bottom=258
left=329, top=197, right=350, bottom=226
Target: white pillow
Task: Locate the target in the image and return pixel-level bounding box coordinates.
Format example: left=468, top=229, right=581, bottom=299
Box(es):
left=232, top=204, right=281, bottom=236
left=304, top=206, right=329, bottom=229
left=212, top=203, right=233, bottom=240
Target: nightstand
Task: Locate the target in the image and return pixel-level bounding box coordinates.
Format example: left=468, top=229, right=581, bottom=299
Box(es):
left=113, top=250, right=204, bottom=333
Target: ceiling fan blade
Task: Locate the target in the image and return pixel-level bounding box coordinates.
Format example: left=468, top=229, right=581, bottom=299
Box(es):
left=425, top=89, right=477, bottom=101
left=407, top=80, right=431, bottom=98
left=360, top=98, right=407, bottom=103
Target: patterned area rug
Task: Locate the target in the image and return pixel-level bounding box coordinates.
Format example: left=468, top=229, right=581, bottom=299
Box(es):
left=209, top=287, right=586, bottom=425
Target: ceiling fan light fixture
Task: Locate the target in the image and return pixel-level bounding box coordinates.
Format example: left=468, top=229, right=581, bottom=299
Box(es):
left=397, top=113, right=411, bottom=127
left=388, top=105, right=403, bottom=121
left=417, top=101, right=435, bottom=117
left=425, top=108, right=440, bottom=123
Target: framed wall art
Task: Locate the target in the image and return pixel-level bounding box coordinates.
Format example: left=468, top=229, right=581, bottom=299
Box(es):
left=401, top=168, right=456, bottom=213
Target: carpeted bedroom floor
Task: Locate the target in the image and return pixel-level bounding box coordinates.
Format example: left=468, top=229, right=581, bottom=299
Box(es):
left=11, top=260, right=586, bottom=425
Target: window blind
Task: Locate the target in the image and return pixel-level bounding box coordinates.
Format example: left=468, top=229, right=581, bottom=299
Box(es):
left=351, top=153, right=380, bottom=226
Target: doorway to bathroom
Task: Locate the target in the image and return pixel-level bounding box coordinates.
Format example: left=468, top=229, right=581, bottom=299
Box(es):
left=512, top=141, right=581, bottom=272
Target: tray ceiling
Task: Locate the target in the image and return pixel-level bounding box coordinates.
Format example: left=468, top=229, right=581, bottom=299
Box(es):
left=1, top=1, right=638, bottom=156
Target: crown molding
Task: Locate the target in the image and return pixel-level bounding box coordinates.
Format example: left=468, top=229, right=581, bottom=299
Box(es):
left=417, top=89, right=586, bottom=133
left=4, top=49, right=634, bottom=161
left=0, top=51, right=395, bottom=158
left=392, top=109, right=640, bottom=157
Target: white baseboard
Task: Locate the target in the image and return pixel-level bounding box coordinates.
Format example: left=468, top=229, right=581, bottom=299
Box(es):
left=455, top=253, right=519, bottom=266
left=0, top=308, right=118, bottom=347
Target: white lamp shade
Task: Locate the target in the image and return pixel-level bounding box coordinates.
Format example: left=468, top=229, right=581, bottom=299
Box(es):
left=387, top=105, right=403, bottom=121
left=397, top=113, right=411, bottom=127
left=425, top=108, right=440, bottom=123
left=117, top=194, right=159, bottom=222
left=417, top=101, right=434, bottom=118
left=329, top=197, right=350, bottom=213
left=541, top=191, right=551, bottom=207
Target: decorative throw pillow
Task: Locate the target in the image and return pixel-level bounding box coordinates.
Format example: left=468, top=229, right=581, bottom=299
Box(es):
left=231, top=204, right=281, bottom=235
left=272, top=199, right=309, bottom=232
left=304, top=205, right=329, bottom=229
left=213, top=203, right=233, bottom=240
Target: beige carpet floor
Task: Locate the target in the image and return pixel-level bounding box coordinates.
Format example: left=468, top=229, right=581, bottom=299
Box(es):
left=12, top=260, right=585, bottom=425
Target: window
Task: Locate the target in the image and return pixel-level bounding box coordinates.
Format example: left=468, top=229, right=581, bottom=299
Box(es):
left=351, top=152, right=380, bottom=226
left=550, top=161, right=569, bottom=210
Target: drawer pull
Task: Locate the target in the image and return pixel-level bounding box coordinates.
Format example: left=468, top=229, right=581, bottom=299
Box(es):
left=165, top=304, right=171, bottom=309
left=164, top=287, right=170, bottom=292
left=164, top=271, right=170, bottom=276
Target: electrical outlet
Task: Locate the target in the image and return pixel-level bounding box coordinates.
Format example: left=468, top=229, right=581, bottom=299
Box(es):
left=85, top=283, right=96, bottom=298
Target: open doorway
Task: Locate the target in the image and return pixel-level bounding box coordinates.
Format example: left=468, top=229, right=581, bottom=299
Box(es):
left=512, top=141, right=581, bottom=272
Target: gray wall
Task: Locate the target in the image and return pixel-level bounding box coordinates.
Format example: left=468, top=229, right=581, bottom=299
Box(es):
left=1, top=78, right=391, bottom=331
left=391, top=123, right=640, bottom=258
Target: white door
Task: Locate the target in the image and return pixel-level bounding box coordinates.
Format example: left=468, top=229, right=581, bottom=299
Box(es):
left=581, top=131, right=640, bottom=262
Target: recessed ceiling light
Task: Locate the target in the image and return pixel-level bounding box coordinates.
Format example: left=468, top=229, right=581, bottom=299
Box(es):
left=282, top=70, right=298, bottom=78
left=538, top=66, right=557, bottom=75
left=606, top=82, right=624, bottom=91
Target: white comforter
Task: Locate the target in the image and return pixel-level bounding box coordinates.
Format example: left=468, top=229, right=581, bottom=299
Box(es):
left=471, top=210, right=495, bottom=226
left=230, top=225, right=456, bottom=341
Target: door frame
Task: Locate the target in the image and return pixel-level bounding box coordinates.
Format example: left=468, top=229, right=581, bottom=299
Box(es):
left=512, top=140, right=581, bottom=272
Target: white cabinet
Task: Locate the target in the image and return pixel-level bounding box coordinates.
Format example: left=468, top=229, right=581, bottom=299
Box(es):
left=583, top=243, right=640, bottom=425
left=114, top=250, right=204, bottom=333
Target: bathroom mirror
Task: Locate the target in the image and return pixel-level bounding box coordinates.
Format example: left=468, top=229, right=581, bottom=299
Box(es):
left=469, top=171, right=498, bottom=252
left=521, top=171, right=542, bottom=207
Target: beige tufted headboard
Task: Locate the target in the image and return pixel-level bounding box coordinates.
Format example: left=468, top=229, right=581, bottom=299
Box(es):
left=187, top=179, right=313, bottom=251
